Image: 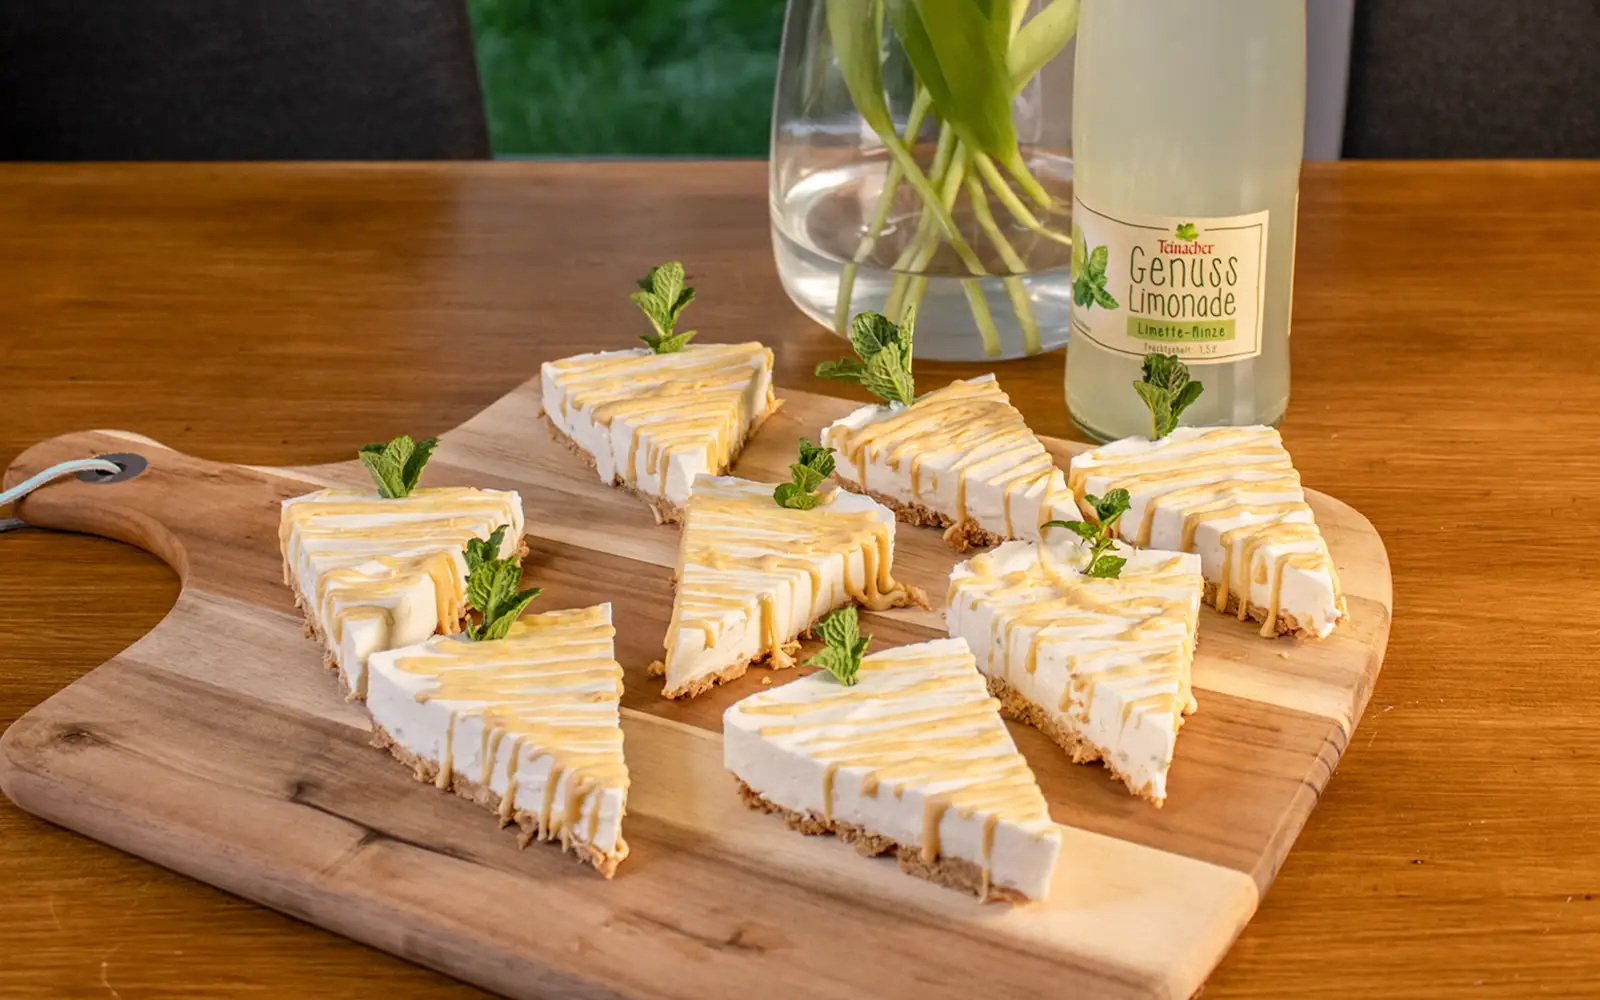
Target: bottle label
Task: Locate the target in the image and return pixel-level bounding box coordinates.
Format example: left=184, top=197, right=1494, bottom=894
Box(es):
left=1070, top=196, right=1270, bottom=364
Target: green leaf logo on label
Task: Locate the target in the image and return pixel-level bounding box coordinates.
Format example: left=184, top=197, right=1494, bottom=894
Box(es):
left=1072, top=242, right=1118, bottom=311
left=1174, top=222, right=1199, bottom=242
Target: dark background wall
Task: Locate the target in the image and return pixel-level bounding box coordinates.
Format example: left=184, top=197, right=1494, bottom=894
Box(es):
left=1343, top=0, right=1599, bottom=158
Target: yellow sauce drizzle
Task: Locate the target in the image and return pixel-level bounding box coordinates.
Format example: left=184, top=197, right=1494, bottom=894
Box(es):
left=546, top=343, right=775, bottom=495
left=826, top=379, right=1063, bottom=537
left=738, top=648, right=1055, bottom=892
left=391, top=606, right=629, bottom=854
left=1068, top=427, right=1344, bottom=637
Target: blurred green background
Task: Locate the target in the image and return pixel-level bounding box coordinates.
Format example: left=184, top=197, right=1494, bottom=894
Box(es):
left=469, top=0, right=786, bottom=156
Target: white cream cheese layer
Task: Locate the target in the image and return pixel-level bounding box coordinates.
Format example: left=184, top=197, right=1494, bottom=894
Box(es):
left=946, top=539, right=1202, bottom=804
left=1063, top=425, right=1345, bottom=638
left=280, top=486, right=523, bottom=697
left=660, top=475, right=917, bottom=699
left=541, top=342, right=776, bottom=511
left=724, top=637, right=1061, bottom=901
left=819, top=375, right=1067, bottom=543
left=365, top=605, right=629, bottom=869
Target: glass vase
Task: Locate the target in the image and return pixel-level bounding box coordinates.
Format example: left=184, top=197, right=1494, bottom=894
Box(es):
left=770, top=0, right=1079, bottom=362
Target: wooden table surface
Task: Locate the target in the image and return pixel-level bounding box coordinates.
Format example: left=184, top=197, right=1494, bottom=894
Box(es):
left=0, top=161, right=1596, bottom=999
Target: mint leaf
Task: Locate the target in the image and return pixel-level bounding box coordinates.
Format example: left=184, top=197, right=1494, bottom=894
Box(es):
left=815, top=358, right=868, bottom=383
left=632, top=261, right=697, bottom=354
left=862, top=348, right=915, bottom=406
left=816, top=311, right=915, bottom=405
left=462, top=532, right=540, bottom=641
left=1090, top=285, right=1119, bottom=310
left=1088, top=244, right=1109, bottom=280
left=806, top=606, right=870, bottom=686
left=1134, top=355, right=1204, bottom=438
left=1043, top=519, right=1100, bottom=542
left=774, top=439, right=836, bottom=510
left=464, top=524, right=508, bottom=573
left=1085, top=554, right=1127, bottom=579
left=1170, top=380, right=1204, bottom=424
left=849, top=310, right=905, bottom=360
left=1086, top=489, right=1131, bottom=530
left=359, top=435, right=435, bottom=498
left=400, top=437, right=438, bottom=494
left=773, top=483, right=823, bottom=510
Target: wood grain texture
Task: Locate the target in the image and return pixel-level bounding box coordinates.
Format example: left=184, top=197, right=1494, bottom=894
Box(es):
left=0, top=161, right=1597, bottom=999
left=0, top=376, right=1388, bottom=999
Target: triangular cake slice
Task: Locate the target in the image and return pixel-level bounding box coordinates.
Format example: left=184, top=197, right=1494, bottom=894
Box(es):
left=366, top=604, right=629, bottom=877
left=724, top=637, right=1062, bottom=902
left=280, top=486, right=523, bottom=698
left=655, top=475, right=922, bottom=699
left=946, top=538, right=1203, bottom=805
left=1064, top=425, right=1346, bottom=638
left=820, top=375, right=1067, bottom=551
left=542, top=342, right=778, bottom=524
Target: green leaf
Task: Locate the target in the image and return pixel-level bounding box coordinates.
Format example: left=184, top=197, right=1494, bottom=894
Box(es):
left=464, top=525, right=508, bottom=573
left=1141, top=354, right=1192, bottom=394
left=796, top=438, right=837, bottom=480
left=827, top=0, right=895, bottom=138
left=400, top=437, right=438, bottom=494
left=1170, top=380, right=1205, bottom=424
left=475, top=588, right=542, bottom=641
left=1133, top=381, right=1174, bottom=438
left=862, top=349, right=916, bottom=406
left=1085, top=554, right=1126, bottom=579
left=1133, top=355, right=1202, bottom=438
left=773, top=482, right=823, bottom=510
left=774, top=438, right=837, bottom=510
left=1090, top=284, right=1119, bottom=311
left=1088, top=244, right=1109, bottom=280
left=815, top=357, right=869, bottom=384
left=849, top=310, right=906, bottom=360
left=1175, top=222, right=1199, bottom=242
left=1009, top=0, right=1079, bottom=96
left=359, top=435, right=435, bottom=498
left=1044, top=518, right=1100, bottom=542
left=889, top=0, right=1018, bottom=165
left=632, top=261, right=696, bottom=353
left=1089, top=488, right=1131, bottom=530
left=806, top=605, right=870, bottom=686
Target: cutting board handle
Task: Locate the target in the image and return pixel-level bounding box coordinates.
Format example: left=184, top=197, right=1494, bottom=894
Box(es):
left=4, top=430, right=296, bottom=591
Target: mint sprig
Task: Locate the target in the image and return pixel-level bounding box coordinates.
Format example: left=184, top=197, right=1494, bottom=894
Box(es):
left=1044, top=488, right=1131, bottom=579
left=815, top=309, right=915, bottom=406
left=463, top=525, right=541, bottom=641
left=1072, top=243, right=1118, bottom=311
left=805, top=605, right=870, bottom=687
left=1133, top=355, right=1205, bottom=439
left=630, top=261, right=697, bottom=354
left=773, top=438, right=836, bottom=511
left=358, top=435, right=438, bottom=499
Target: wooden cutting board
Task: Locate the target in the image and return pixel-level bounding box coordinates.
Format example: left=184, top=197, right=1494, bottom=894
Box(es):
left=0, top=376, right=1391, bottom=1000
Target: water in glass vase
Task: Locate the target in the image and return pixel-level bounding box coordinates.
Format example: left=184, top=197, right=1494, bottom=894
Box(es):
left=773, top=150, right=1075, bottom=362
left=1066, top=0, right=1305, bottom=441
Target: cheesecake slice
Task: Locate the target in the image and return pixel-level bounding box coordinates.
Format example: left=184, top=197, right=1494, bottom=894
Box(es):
left=946, top=538, right=1203, bottom=805
left=820, top=375, right=1067, bottom=550
left=280, top=486, right=524, bottom=698
left=1064, top=425, right=1346, bottom=638
left=725, top=637, right=1062, bottom=902
left=655, top=475, right=922, bottom=699
left=542, top=342, right=778, bottom=523
left=366, top=604, right=629, bottom=877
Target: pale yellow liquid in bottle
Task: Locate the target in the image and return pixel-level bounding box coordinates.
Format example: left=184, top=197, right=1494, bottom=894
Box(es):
left=1067, top=0, right=1306, bottom=441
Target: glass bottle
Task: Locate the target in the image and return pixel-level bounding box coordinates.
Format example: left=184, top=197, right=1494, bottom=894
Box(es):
left=1065, top=0, right=1305, bottom=440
